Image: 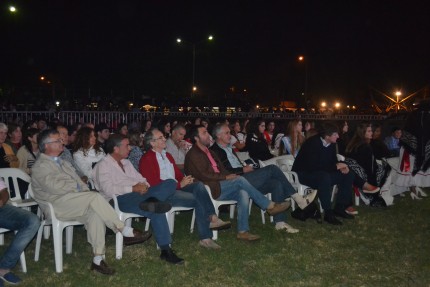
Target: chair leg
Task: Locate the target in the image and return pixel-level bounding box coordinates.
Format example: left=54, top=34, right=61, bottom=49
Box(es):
left=229, top=205, right=235, bottom=219
left=19, top=251, right=27, bottom=273
left=353, top=186, right=360, bottom=206
left=190, top=210, right=195, bottom=233
left=0, top=233, right=3, bottom=245
left=115, top=232, right=123, bottom=260
left=65, top=226, right=74, bottom=254
left=53, top=224, right=64, bottom=273
left=166, top=212, right=174, bottom=234
left=144, top=219, right=151, bottom=231
left=34, top=220, right=46, bottom=261
left=212, top=207, right=220, bottom=240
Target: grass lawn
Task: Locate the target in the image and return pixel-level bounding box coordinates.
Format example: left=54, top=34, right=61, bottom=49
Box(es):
left=1, top=194, right=429, bottom=287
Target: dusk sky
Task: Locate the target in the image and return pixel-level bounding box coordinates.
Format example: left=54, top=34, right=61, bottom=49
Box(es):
left=1, top=1, right=429, bottom=107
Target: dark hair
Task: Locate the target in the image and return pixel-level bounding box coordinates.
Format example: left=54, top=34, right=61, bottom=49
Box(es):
left=73, top=127, right=102, bottom=155
left=105, top=134, right=127, bottom=154
left=38, top=129, right=59, bottom=153
left=7, top=123, right=20, bottom=137
left=345, top=122, right=372, bottom=154
left=247, top=118, right=266, bottom=142
left=116, top=122, right=128, bottom=134
left=189, top=125, right=205, bottom=144
left=23, top=128, right=40, bottom=158
left=319, top=122, right=339, bottom=138
left=391, top=127, right=401, bottom=134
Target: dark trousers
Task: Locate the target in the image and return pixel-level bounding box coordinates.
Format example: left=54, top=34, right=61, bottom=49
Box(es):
left=296, top=170, right=354, bottom=211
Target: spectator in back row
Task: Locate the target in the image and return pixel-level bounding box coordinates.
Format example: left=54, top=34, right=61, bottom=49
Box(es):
left=95, top=123, right=110, bottom=153
left=384, top=127, right=402, bottom=157
left=246, top=119, right=274, bottom=162
left=165, top=124, right=190, bottom=170
left=127, top=131, right=144, bottom=171
left=16, top=128, right=40, bottom=175
left=0, top=123, right=19, bottom=169
left=73, top=127, right=106, bottom=180
left=5, top=123, right=22, bottom=154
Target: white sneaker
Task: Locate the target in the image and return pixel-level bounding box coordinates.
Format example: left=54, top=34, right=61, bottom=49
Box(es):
left=275, top=222, right=299, bottom=233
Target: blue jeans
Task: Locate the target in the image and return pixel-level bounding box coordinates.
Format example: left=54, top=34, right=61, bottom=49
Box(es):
left=243, top=165, right=295, bottom=223
left=218, top=177, right=270, bottom=232
left=297, top=170, right=354, bottom=211
left=171, top=182, right=213, bottom=240
left=116, top=179, right=177, bottom=247
left=0, top=205, right=40, bottom=270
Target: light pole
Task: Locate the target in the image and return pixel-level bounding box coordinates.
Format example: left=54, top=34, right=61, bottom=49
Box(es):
left=176, top=35, right=213, bottom=97
left=298, top=55, right=308, bottom=109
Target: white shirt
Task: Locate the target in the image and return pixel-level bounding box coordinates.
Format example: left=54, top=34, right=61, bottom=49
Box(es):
left=91, top=154, right=149, bottom=201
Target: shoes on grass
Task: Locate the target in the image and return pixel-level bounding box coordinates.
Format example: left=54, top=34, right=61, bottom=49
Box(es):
left=275, top=222, right=299, bottom=233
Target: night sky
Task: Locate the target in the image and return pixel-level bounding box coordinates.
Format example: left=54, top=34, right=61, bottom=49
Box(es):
left=1, top=1, right=429, bottom=107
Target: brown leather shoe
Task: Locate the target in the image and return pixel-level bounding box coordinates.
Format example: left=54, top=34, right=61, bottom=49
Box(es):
left=267, top=201, right=291, bottom=216
left=124, top=229, right=152, bottom=246
left=90, top=260, right=115, bottom=275
left=237, top=232, right=260, bottom=241
left=209, top=219, right=232, bottom=230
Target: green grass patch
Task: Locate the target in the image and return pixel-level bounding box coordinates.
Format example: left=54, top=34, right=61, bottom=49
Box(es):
left=1, top=194, right=429, bottom=286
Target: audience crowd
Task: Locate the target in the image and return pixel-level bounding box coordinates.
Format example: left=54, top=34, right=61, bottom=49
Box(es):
left=1, top=104, right=429, bottom=283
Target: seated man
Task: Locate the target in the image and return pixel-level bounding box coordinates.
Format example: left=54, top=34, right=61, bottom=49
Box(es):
left=384, top=127, right=402, bottom=157
left=92, top=134, right=185, bottom=264
left=292, top=122, right=355, bottom=225
left=0, top=178, right=40, bottom=286
left=165, top=124, right=191, bottom=170
left=31, top=129, right=151, bottom=275
left=210, top=123, right=317, bottom=233
left=184, top=125, right=290, bottom=241
left=140, top=128, right=230, bottom=249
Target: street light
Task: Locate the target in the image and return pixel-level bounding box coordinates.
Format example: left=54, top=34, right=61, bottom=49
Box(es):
left=176, top=35, right=214, bottom=96
left=9, top=6, right=17, bottom=13
left=298, top=55, right=309, bottom=109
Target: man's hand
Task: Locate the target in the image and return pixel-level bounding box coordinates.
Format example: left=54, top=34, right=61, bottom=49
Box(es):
left=243, top=166, right=254, bottom=173
left=180, top=175, right=194, bottom=188
left=225, top=174, right=238, bottom=180
left=132, top=182, right=149, bottom=195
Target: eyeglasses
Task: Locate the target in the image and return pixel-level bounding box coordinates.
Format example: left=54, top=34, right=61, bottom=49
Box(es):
left=152, top=135, right=166, bottom=141
left=45, top=139, right=63, bottom=144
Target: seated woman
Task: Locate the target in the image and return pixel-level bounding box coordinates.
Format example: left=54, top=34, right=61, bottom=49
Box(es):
left=73, top=127, right=106, bottom=180
left=229, top=120, right=246, bottom=152
left=128, top=130, right=144, bottom=171
left=0, top=123, right=19, bottom=169
left=16, top=128, right=40, bottom=175
left=6, top=123, right=22, bottom=155
left=245, top=119, right=275, bottom=162
left=392, top=101, right=430, bottom=199
left=345, top=122, right=391, bottom=206
left=370, top=123, right=391, bottom=160
left=280, top=119, right=305, bottom=158
left=336, top=121, right=350, bottom=156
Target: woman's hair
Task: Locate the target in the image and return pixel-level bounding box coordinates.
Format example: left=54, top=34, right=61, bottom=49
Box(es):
left=73, top=127, right=101, bottom=155
left=128, top=130, right=142, bottom=147
left=22, top=128, right=39, bottom=158
left=345, top=122, right=372, bottom=154
left=284, top=119, right=305, bottom=156
left=116, top=122, right=128, bottom=134
left=247, top=118, right=266, bottom=142
left=7, top=123, right=20, bottom=138
left=229, top=120, right=240, bottom=136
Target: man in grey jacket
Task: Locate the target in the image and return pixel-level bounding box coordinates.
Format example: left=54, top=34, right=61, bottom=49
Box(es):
left=31, top=129, right=150, bottom=275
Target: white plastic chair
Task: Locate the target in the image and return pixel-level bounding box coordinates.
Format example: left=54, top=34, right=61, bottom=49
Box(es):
left=204, top=185, right=237, bottom=240
left=29, top=184, right=83, bottom=273
left=236, top=151, right=250, bottom=162
left=249, top=193, right=273, bottom=224
left=144, top=206, right=196, bottom=235
left=0, top=168, right=38, bottom=211
left=0, top=228, right=27, bottom=273
left=111, top=194, right=146, bottom=259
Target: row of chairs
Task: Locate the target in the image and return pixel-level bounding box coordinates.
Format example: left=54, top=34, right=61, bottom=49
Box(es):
left=0, top=168, right=198, bottom=273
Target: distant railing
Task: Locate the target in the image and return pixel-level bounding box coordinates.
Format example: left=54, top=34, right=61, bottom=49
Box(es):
left=0, top=110, right=388, bottom=125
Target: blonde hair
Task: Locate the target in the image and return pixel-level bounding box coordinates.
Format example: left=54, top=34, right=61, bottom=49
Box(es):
left=286, top=119, right=305, bottom=156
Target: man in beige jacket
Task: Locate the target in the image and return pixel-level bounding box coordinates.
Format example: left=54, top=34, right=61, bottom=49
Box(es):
left=31, top=129, right=150, bottom=275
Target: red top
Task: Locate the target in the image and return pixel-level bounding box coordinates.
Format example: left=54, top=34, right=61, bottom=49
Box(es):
left=139, top=149, right=183, bottom=189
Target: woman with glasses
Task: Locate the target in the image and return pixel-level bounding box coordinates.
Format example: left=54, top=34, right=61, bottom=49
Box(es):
left=73, top=127, right=106, bottom=180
